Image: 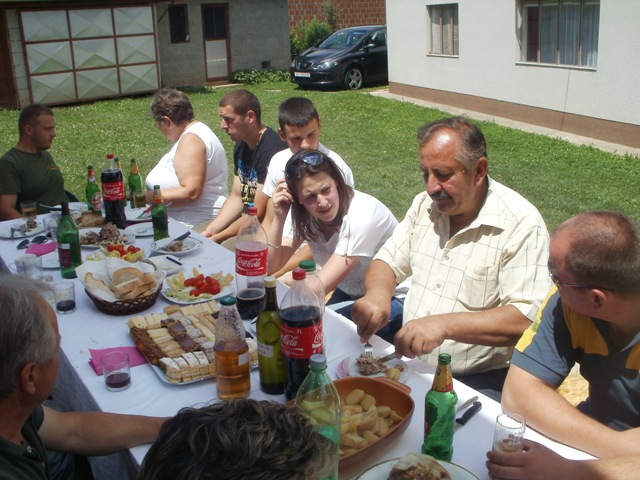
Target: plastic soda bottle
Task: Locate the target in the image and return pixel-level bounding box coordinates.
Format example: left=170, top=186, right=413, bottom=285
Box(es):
left=151, top=185, right=169, bottom=241
left=256, top=276, right=285, bottom=394
left=214, top=296, right=251, bottom=399
left=85, top=165, right=102, bottom=215
left=422, top=353, right=458, bottom=461
left=56, top=202, right=82, bottom=279
left=294, top=353, right=340, bottom=479
left=280, top=268, right=323, bottom=400
left=299, top=259, right=325, bottom=313
left=235, top=206, right=267, bottom=319
left=101, top=153, right=126, bottom=229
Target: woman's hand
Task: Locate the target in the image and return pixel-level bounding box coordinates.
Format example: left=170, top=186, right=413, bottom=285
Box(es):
left=272, top=179, right=293, bottom=220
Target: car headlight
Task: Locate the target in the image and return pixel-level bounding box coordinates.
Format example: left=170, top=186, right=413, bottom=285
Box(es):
left=311, top=60, right=339, bottom=71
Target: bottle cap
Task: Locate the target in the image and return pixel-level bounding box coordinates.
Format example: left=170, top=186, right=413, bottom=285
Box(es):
left=438, top=353, right=452, bottom=365
left=220, top=296, right=237, bottom=306
left=309, top=353, right=327, bottom=370
left=88, top=165, right=94, bottom=169
left=246, top=206, right=257, bottom=216
left=264, top=276, right=277, bottom=288
left=299, top=259, right=317, bottom=273
left=291, top=267, right=306, bottom=281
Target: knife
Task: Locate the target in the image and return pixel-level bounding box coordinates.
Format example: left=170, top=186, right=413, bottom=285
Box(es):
left=454, top=401, right=482, bottom=431
left=456, top=395, right=479, bottom=414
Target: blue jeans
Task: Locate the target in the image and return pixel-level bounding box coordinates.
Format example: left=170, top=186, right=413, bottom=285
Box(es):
left=326, top=288, right=404, bottom=344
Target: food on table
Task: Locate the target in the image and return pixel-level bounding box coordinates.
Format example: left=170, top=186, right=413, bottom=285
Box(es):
left=356, top=354, right=405, bottom=381
left=83, top=266, right=157, bottom=301
left=127, top=302, right=258, bottom=384
left=338, top=387, right=404, bottom=457
left=86, top=244, right=144, bottom=263
left=165, top=269, right=234, bottom=301
left=387, top=452, right=451, bottom=480
left=84, top=273, right=113, bottom=296
left=80, top=223, right=129, bottom=246
left=162, top=239, right=184, bottom=252
left=74, top=211, right=105, bottom=228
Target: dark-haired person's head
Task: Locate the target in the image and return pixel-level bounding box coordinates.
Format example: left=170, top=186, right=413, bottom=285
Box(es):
left=137, top=399, right=336, bottom=480
left=149, top=88, right=195, bottom=126
left=285, top=149, right=354, bottom=240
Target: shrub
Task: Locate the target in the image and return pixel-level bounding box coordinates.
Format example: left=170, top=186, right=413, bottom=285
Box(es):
left=290, top=18, right=333, bottom=59
left=231, top=69, right=290, bottom=84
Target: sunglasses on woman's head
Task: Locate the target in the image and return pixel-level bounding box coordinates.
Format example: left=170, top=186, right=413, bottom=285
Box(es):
left=285, top=151, right=326, bottom=178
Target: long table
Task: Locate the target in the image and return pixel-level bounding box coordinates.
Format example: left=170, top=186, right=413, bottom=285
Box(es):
left=0, top=214, right=593, bottom=480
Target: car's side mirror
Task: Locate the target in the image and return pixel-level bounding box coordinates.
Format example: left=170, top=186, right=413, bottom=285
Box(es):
left=364, top=43, right=377, bottom=51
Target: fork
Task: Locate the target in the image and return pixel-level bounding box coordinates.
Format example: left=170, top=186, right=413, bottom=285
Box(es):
left=363, top=341, right=373, bottom=359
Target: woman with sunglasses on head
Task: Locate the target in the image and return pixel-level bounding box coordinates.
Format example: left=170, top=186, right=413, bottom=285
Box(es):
left=268, top=149, right=402, bottom=341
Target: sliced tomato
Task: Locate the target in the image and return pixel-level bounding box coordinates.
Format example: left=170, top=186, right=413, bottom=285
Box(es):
left=184, top=277, right=196, bottom=287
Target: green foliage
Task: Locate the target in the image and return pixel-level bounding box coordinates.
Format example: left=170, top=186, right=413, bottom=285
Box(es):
left=0, top=83, right=637, bottom=232
left=231, top=69, right=290, bottom=85
left=322, top=0, right=340, bottom=30
left=290, top=18, right=333, bottom=59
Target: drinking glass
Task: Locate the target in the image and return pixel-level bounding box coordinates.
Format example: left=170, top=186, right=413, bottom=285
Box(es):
left=493, top=412, right=526, bottom=453
left=132, top=190, right=147, bottom=208
left=101, top=351, right=131, bottom=392
left=20, top=200, right=37, bottom=227
left=53, top=281, right=76, bottom=314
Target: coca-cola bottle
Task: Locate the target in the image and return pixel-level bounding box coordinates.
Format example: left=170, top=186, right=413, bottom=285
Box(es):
left=101, top=153, right=126, bottom=229
left=280, top=267, right=323, bottom=401
left=299, top=259, right=325, bottom=313
left=235, top=206, right=267, bottom=320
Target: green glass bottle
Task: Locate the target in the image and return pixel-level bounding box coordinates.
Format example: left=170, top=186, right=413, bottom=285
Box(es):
left=151, top=185, right=169, bottom=241
left=422, top=353, right=458, bottom=461
left=257, top=276, right=285, bottom=394
left=85, top=165, right=103, bottom=215
left=56, top=202, right=82, bottom=279
left=294, top=354, right=340, bottom=480
left=128, top=159, right=144, bottom=208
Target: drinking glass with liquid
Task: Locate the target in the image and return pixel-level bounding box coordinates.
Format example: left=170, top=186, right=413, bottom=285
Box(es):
left=493, top=412, right=526, bottom=453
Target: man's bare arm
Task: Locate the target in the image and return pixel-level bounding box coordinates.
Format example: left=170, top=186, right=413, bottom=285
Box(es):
left=0, top=193, right=21, bottom=221
left=201, top=176, right=244, bottom=240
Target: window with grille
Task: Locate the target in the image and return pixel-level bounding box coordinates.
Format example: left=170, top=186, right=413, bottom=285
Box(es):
left=428, top=4, right=459, bottom=56
left=521, top=0, right=600, bottom=67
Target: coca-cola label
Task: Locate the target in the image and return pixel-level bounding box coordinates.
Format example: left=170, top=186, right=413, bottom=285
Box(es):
left=102, top=181, right=124, bottom=201
left=280, top=323, right=323, bottom=359
left=236, top=248, right=267, bottom=276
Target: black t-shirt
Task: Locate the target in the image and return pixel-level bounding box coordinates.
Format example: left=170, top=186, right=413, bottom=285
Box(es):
left=0, top=406, right=50, bottom=480
left=233, top=127, right=285, bottom=206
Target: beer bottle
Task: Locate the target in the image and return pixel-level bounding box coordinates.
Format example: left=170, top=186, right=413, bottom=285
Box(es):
left=257, top=276, right=285, bottom=394
left=85, top=165, right=103, bottom=215
left=56, top=202, right=82, bottom=279
left=151, top=185, right=169, bottom=241
left=422, top=353, right=458, bottom=461
left=128, top=159, right=144, bottom=208
left=295, top=354, right=340, bottom=480
left=214, top=296, right=251, bottom=399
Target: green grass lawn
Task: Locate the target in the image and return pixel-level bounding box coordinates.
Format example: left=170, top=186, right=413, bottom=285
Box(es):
left=1, top=82, right=638, bottom=231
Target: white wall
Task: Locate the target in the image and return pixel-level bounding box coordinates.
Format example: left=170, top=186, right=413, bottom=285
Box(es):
left=387, top=0, right=640, bottom=126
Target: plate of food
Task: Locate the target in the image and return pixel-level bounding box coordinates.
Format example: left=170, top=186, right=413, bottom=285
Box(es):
left=85, top=244, right=147, bottom=263
left=79, top=225, right=133, bottom=248
left=162, top=269, right=235, bottom=304
left=124, top=223, right=154, bottom=237
left=140, top=255, right=183, bottom=276
left=336, top=354, right=409, bottom=384
left=356, top=453, right=479, bottom=480
left=151, top=237, right=203, bottom=257
left=126, top=208, right=151, bottom=223
left=0, top=220, right=45, bottom=239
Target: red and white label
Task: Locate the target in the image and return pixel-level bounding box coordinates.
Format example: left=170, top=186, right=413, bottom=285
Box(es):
left=102, top=181, right=124, bottom=201
left=236, top=248, right=267, bottom=276
left=280, top=323, right=323, bottom=359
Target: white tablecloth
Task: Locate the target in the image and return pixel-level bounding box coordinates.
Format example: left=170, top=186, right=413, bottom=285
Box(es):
left=0, top=215, right=592, bottom=480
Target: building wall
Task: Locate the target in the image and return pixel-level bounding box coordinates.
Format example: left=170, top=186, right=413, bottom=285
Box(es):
left=288, top=0, right=386, bottom=28
left=157, top=0, right=290, bottom=88
left=387, top=0, right=640, bottom=148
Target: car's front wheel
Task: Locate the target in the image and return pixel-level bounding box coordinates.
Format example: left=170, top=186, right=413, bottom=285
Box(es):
left=343, top=67, right=364, bottom=90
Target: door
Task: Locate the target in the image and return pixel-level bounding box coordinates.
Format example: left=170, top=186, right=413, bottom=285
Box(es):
left=202, top=4, right=230, bottom=81
left=0, top=10, right=18, bottom=108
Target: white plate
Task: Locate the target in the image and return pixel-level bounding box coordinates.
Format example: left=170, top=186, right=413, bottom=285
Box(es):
left=356, top=458, right=479, bottom=480
left=337, top=356, right=410, bottom=384
left=151, top=237, right=203, bottom=257
left=124, top=223, right=154, bottom=237
left=79, top=227, right=133, bottom=249
left=41, top=250, right=60, bottom=269
left=161, top=282, right=234, bottom=305
left=84, top=247, right=148, bottom=262
left=146, top=255, right=183, bottom=276
left=126, top=208, right=151, bottom=223
left=0, top=221, right=45, bottom=239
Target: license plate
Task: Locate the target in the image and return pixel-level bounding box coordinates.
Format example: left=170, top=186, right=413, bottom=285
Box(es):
left=294, top=71, right=310, bottom=78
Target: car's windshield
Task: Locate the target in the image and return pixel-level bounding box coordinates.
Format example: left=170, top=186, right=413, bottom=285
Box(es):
left=318, top=29, right=368, bottom=49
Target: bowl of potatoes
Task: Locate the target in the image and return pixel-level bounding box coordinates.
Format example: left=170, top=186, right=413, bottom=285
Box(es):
left=334, top=376, right=415, bottom=472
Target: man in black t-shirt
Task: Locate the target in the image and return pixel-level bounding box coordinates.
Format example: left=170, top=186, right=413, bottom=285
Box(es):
left=200, top=89, right=285, bottom=243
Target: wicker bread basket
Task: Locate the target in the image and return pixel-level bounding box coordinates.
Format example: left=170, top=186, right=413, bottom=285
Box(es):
left=85, top=282, right=162, bottom=315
